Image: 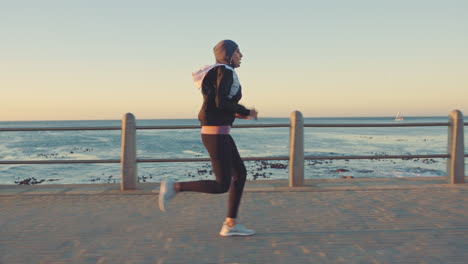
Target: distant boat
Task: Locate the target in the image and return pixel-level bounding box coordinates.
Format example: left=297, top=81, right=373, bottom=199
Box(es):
left=394, top=112, right=404, bottom=121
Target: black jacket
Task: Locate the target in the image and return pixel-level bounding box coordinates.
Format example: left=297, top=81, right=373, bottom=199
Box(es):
left=197, top=65, right=250, bottom=126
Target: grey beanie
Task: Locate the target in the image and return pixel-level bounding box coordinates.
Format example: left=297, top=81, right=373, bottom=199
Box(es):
left=213, top=40, right=238, bottom=66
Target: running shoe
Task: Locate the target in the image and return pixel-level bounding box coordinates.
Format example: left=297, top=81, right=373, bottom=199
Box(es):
left=158, top=178, right=176, bottom=211
left=219, top=222, right=256, bottom=236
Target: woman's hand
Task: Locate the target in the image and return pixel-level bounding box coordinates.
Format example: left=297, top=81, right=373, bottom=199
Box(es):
left=249, top=109, right=258, bottom=120
left=235, top=109, right=258, bottom=120
left=235, top=113, right=249, bottom=119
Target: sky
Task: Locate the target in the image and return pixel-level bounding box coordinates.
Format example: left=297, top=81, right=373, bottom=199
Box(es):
left=1, top=0, right=467, bottom=121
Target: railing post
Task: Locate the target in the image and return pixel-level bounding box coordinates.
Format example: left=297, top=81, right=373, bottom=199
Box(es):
left=121, top=113, right=137, bottom=190
left=289, top=110, right=304, bottom=187
left=447, top=110, right=465, bottom=184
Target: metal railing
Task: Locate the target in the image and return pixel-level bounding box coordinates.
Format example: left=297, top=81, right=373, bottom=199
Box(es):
left=0, top=110, right=466, bottom=189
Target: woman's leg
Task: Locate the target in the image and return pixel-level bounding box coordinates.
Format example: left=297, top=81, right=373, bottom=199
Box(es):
left=178, top=134, right=233, bottom=193
left=177, top=134, right=247, bottom=221
left=220, top=138, right=255, bottom=236
left=226, top=135, right=247, bottom=220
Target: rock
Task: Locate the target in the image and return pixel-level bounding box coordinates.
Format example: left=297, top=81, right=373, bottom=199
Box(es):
left=15, top=177, right=45, bottom=185
left=335, top=169, right=350, bottom=173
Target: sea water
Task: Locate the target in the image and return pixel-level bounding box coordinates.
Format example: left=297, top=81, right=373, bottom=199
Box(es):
left=0, top=116, right=466, bottom=185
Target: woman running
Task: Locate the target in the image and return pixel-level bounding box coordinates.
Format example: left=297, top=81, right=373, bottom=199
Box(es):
left=158, top=39, right=258, bottom=237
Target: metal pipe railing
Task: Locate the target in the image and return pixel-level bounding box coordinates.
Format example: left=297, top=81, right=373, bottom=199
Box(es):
left=0, top=159, right=120, bottom=165
left=6, top=122, right=466, bottom=132
left=0, top=111, right=465, bottom=189
left=0, top=124, right=291, bottom=132
left=304, top=123, right=452, bottom=127
left=3, top=123, right=466, bottom=132
left=0, top=127, right=121, bottom=132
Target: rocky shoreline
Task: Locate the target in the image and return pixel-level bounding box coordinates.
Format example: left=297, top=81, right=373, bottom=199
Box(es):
left=12, top=156, right=441, bottom=185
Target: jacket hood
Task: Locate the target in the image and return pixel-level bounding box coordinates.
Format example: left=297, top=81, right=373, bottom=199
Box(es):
left=192, top=64, right=234, bottom=89
left=213, top=40, right=238, bottom=67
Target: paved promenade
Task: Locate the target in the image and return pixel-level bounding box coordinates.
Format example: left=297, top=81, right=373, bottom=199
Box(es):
left=1, top=177, right=467, bottom=264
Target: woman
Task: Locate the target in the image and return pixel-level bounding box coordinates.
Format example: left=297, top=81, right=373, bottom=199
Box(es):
left=159, top=39, right=258, bottom=237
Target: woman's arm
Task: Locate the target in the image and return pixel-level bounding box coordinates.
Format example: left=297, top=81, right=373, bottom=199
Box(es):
left=215, top=66, right=251, bottom=116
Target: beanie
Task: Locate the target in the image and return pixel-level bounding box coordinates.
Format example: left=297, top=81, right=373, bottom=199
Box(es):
left=213, top=40, right=238, bottom=66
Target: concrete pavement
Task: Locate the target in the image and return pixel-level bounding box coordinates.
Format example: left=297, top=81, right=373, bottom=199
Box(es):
left=1, top=177, right=467, bottom=264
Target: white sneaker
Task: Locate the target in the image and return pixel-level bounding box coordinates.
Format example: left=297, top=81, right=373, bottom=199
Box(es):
left=219, top=222, right=256, bottom=237
left=158, top=179, right=176, bottom=211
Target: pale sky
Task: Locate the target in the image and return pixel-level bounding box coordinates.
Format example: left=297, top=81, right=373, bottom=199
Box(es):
left=1, top=0, right=467, bottom=121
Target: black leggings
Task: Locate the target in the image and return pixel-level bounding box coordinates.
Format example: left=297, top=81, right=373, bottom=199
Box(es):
left=179, top=134, right=247, bottom=218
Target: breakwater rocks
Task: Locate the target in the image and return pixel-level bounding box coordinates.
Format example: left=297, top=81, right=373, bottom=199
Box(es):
left=36, top=147, right=95, bottom=159
left=180, top=154, right=441, bottom=181
left=89, top=174, right=118, bottom=184
left=11, top=152, right=443, bottom=185
left=251, top=161, right=288, bottom=180
left=181, top=160, right=365, bottom=180
left=368, top=152, right=439, bottom=164
left=14, top=177, right=60, bottom=185
left=183, top=160, right=289, bottom=180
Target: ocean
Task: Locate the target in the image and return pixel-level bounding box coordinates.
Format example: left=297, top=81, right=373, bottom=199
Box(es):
left=0, top=116, right=466, bottom=185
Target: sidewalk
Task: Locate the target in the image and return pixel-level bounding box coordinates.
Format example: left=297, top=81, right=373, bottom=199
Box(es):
left=1, top=177, right=467, bottom=264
